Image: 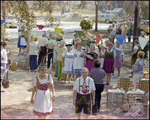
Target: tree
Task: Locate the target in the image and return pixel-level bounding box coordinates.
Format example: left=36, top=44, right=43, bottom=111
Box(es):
left=95, top=1, right=99, bottom=31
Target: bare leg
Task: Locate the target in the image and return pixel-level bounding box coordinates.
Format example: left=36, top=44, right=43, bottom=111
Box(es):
left=19, top=48, right=21, bottom=55
left=106, top=73, right=109, bottom=84
left=108, top=73, right=111, bottom=84
left=43, top=115, right=47, bottom=119
left=6, top=64, right=9, bottom=80
left=76, top=113, right=81, bottom=119
left=64, top=74, right=67, bottom=81
left=69, top=74, right=71, bottom=82
left=118, top=67, right=121, bottom=77
left=84, top=114, right=89, bottom=119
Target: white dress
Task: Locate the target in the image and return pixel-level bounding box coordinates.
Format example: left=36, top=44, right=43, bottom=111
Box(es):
left=33, top=74, right=53, bottom=116
left=62, top=51, right=74, bottom=74
left=100, top=51, right=105, bottom=68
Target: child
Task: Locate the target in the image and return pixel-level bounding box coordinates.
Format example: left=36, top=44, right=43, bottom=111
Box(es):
left=30, top=63, right=55, bottom=119
left=1, top=41, right=8, bottom=80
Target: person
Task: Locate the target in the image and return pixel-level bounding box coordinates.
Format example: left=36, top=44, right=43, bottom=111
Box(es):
left=132, top=51, right=144, bottom=90
left=127, top=22, right=134, bottom=42
left=121, top=22, right=128, bottom=42
left=105, top=39, right=110, bottom=49
left=62, top=44, right=74, bottom=83
left=115, top=24, right=122, bottom=35
left=57, top=40, right=66, bottom=80
left=142, top=41, right=149, bottom=59
left=98, top=44, right=106, bottom=68
left=1, top=41, right=8, bottom=80
left=130, top=40, right=142, bottom=67
left=109, top=28, right=115, bottom=44
left=45, top=35, right=55, bottom=69
left=37, top=33, right=48, bottom=66
left=72, top=41, right=86, bottom=79
left=4, top=39, right=11, bottom=80
left=113, top=41, right=124, bottom=78
left=72, top=34, right=81, bottom=45
left=103, top=42, right=116, bottom=85
left=71, top=42, right=77, bottom=80
left=30, top=63, right=55, bottom=119
left=17, top=25, right=27, bottom=56
left=73, top=67, right=96, bottom=119
left=89, top=59, right=106, bottom=115
left=27, top=37, right=40, bottom=72
left=111, top=23, right=116, bottom=33
left=107, top=25, right=112, bottom=34
left=84, top=44, right=98, bottom=73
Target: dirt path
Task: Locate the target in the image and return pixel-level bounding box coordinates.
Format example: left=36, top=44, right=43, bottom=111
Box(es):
left=1, top=38, right=148, bottom=119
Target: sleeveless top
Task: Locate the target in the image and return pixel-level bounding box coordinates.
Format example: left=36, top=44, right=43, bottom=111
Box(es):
left=36, top=75, right=50, bottom=90
left=105, top=49, right=114, bottom=58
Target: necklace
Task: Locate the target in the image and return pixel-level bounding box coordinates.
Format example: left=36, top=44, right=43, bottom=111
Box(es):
left=39, top=75, right=46, bottom=79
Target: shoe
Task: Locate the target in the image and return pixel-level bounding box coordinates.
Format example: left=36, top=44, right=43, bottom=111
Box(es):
left=54, top=75, right=58, bottom=77
left=105, top=83, right=108, bottom=85
left=92, top=113, right=97, bottom=115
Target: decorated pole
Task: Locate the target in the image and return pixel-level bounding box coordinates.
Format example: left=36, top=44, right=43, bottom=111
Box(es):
left=95, top=1, right=99, bottom=31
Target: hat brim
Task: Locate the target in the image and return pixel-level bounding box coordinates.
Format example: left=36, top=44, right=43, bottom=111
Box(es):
left=65, top=44, right=72, bottom=46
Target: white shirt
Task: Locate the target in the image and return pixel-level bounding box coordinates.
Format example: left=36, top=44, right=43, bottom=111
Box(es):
left=109, top=31, right=115, bottom=38
left=46, top=39, right=55, bottom=49
left=29, top=41, right=39, bottom=55
left=1, top=48, right=7, bottom=63
left=73, top=76, right=96, bottom=95
left=104, top=48, right=116, bottom=58
left=38, top=37, right=48, bottom=46
left=133, top=45, right=138, bottom=50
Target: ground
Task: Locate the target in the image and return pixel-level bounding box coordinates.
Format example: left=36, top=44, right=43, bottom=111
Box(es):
left=1, top=36, right=148, bottom=119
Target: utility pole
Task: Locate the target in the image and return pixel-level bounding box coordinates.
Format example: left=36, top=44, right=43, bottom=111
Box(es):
left=133, top=1, right=140, bottom=50
left=95, top=1, right=99, bottom=31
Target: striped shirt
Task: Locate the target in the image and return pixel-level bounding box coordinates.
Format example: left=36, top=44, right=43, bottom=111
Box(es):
left=89, top=68, right=106, bottom=84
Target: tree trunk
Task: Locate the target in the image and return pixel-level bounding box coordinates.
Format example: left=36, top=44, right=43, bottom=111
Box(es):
left=132, top=2, right=140, bottom=50
left=2, top=1, right=5, bottom=20
left=95, top=1, right=99, bottom=31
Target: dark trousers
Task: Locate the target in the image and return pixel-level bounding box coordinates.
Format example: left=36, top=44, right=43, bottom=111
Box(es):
left=38, top=46, right=47, bottom=66
left=128, top=30, right=132, bottom=42
left=92, top=84, right=104, bottom=113
left=47, top=48, right=53, bottom=69
left=29, top=55, right=37, bottom=70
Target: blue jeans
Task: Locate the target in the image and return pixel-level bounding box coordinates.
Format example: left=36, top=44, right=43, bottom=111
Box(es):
left=55, top=60, right=58, bottom=76
left=1, top=63, right=7, bottom=80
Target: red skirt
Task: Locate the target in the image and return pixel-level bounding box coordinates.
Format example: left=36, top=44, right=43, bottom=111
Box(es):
left=33, top=110, right=53, bottom=117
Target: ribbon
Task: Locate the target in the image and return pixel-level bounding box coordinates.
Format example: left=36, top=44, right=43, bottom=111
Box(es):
left=85, top=32, right=93, bottom=40
left=55, top=27, right=64, bottom=37
left=138, top=37, right=149, bottom=50
left=36, top=25, right=44, bottom=30
left=94, top=33, right=104, bottom=46
left=1, top=20, right=5, bottom=25
left=115, top=35, right=126, bottom=45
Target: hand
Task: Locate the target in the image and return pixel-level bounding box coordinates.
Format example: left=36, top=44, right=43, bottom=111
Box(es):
left=30, top=98, right=34, bottom=104
left=52, top=96, right=55, bottom=102
left=92, top=99, right=95, bottom=106
left=73, top=100, right=76, bottom=106
left=84, top=48, right=87, bottom=53
left=1, top=56, right=4, bottom=60
left=38, top=50, right=40, bottom=54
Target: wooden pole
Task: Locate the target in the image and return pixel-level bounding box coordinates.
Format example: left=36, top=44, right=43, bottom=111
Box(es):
left=95, top=1, right=99, bottom=31
left=2, top=1, right=5, bottom=20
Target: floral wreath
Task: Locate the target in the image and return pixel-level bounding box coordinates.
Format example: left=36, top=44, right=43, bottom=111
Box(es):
left=80, top=16, right=94, bottom=31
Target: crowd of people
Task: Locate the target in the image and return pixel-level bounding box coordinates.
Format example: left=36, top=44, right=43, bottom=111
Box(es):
left=1, top=23, right=149, bottom=119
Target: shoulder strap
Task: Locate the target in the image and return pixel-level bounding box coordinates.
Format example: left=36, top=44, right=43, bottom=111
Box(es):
left=79, top=77, right=80, bottom=92
left=48, top=74, right=50, bottom=81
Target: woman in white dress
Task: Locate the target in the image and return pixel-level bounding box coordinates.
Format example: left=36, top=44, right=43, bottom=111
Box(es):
left=72, top=41, right=87, bottom=79
left=30, top=64, right=55, bottom=119
left=62, top=44, right=74, bottom=83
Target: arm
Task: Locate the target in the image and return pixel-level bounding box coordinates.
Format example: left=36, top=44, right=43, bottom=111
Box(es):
left=62, top=56, right=65, bottom=67
left=84, top=53, right=94, bottom=60
left=38, top=44, right=41, bottom=54
left=1, top=56, right=4, bottom=60
left=50, top=84, right=55, bottom=102
left=92, top=90, right=95, bottom=105
left=130, top=49, right=138, bottom=56
left=79, top=49, right=87, bottom=57
left=73, top=90, right=77, bottom=106
left=30, top=86, right=36, bottom=104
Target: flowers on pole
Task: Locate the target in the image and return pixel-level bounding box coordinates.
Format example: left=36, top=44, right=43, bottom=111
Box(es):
left=80, top=16, right=94, bottom=31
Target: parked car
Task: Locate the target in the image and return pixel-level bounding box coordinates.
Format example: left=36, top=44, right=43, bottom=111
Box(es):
left=91, top=13, right=117, bottom=23
left=132, top=20, right=149, bottom=35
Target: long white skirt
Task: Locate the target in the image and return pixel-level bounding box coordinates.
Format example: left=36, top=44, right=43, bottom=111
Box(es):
left=33, top=89, right=53, bottom=114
